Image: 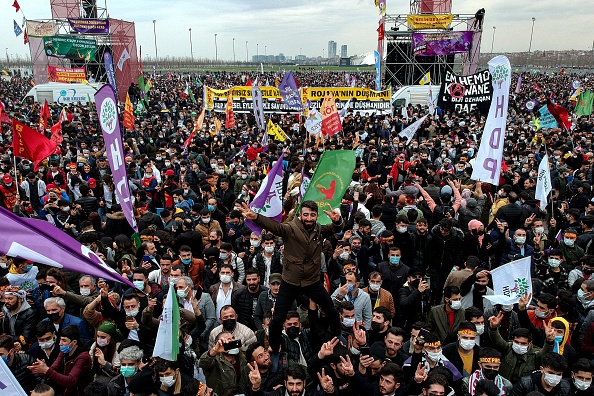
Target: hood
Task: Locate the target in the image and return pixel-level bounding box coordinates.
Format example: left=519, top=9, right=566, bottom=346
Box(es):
left=3, top=299, right=31, bottom=317
left=106, top=211, right=127, bottom=220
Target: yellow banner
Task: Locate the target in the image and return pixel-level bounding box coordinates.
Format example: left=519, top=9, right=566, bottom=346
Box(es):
left=267, top=119, right=289, bottom=142
left=302, top=87, right=391, bottom=102
left=407, top=14, right=453, bottom=30
left=204, top=85, right=283, bottom=110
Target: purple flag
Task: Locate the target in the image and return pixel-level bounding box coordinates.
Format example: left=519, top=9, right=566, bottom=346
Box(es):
left=279, top=71, right=303, bottom=110
left=0, top=206, right=133, bottom=287
left=104, top=52, right=118, bottom=96
left=246, top=153, right=285, bottom=234
left=95, top=84, right=138, bottom=232
left=515, top=75, right=522, bottom=94
left=260, top=130, right=269, bottom=152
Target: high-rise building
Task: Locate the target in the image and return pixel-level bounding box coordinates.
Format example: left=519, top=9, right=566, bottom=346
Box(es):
left=328, top=41, right=337, bottom=59
left=341, top=45, right=348, bottom=58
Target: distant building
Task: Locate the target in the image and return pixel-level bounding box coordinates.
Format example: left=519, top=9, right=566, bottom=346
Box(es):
left=341, top=45, right=348, bottom=58
left=328, top=41, right=337, bottom=59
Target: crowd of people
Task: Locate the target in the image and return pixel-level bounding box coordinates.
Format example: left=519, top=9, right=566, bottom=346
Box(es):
left=0, top=67, right=593, bottom=396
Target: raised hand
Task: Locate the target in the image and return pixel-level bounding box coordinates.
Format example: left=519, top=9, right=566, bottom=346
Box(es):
left=489, top=311, right=504, bottom=329
left=323, top=208, right=342, bottom=223
left=239, top=202, right=257, bottom=220
left=352, top=321, right=367, bottom=347
left=414, top=362, right=429, bottom=383
left=544, top=320, right=555, bottom=343
left=339, top=355, right=355, bottom=377
left=146, top=298, right=157, bottom=313
left=318, top=337, right=339, bottom=359
left=518, top=293, right=532, bottom=311
left=248, top=362, right=262, bottom=389
left=317, top=368, right=335, bottom=392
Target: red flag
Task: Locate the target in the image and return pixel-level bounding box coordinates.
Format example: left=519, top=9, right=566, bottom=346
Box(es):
left=246, top=78, right=252, bottom=87
left=39, top=99, right=50, bottom=130
left=12, top=119, right=58, bottom=170
left=123, top=93, right=135, bottom=130
left=50, top=121, right=63, bottom=145
left=533, top=83, right=542, bottom=93
left=547, top=102, right=572, bottom=131
left=225, top=90, right=235, bottom=129
left=377, top=19, right=385, bottom=41
left=12, top=0, right=20, bottom=12
left=23, top=30, right=28, bottom=45
left=320, top=93, right=343, bottom=137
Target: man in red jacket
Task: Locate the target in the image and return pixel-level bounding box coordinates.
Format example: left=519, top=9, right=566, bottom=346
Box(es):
left=28, top=325, right=92, bottom=396
left=246, top=141, right=264, bottom=162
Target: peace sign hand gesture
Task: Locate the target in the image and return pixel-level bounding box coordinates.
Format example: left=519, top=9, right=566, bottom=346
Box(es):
left=323, top=208, right=342, bottom=224
left=489, top=311, right=504, bottom=329
left=318, top=337, right=340, bottom=359
left=545, top=320, right=556, bottom=343
left=239, top=202, right=257, bottom=220
left=248, top=362, right=262, bottom=389
left=414, top=362, right=429, bottom=383
left=317, top=368, right=335, bottom=393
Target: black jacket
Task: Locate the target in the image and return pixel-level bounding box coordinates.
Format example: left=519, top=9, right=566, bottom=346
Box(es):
left=397, top=284, right=430, bottom=330
left=254, top=251, right=283, bottom=284
left=0, top=301, right=37, bottom=343
left=7, top=353, right=42, bottom=392
left=510, top=371, right=571, bottom=396
left=442, top=341, right=480, bottom=377
left=496, top=203, right=523, bottom=230
left=104, top=211, right=135, bottom=238
left=231, top=285, right=268, bottom=331
left=425, top=225, right=464, bottom=273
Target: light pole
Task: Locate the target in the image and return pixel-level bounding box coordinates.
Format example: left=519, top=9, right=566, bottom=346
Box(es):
left=152, top=20, right=158, bottom=65
left=214, top=34, right=218, bottom=63
left=256, top=43, right=259, bottom=61
left=233, top=38, right=236, bottom=64
left=189, top=28, right=193, bottom=62
left=246, top=41, right=248, bottom=62
left=5, top=48, right=8, bottom=64
left=528, top=17, right=536, bottom=59
left=491, top=26, right=496, bottom=54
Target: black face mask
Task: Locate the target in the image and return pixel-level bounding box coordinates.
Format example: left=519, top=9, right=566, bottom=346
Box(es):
left=410, top=279, right=421, bottom=289
left=482, top=368, right=498, bottom=381
left=371, top=322, right=383, bottom=332
left=47, top=312, right=61, bottom=322
left=583, top=268, right=593, bottom=276
left=286, top=326, right=301, bottom=339
left=475, top=283, right=487, bottom=292
left=222, top=319, right=236, bottom=331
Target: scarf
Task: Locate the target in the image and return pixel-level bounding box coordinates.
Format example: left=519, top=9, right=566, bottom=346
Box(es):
left=468, top=369, right=506, bottom=396
left=550, top=316, right=570, bottom=355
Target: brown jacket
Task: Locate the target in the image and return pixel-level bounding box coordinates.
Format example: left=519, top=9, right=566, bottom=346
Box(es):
left=362, top=286, right=396, bottom=317
left=209, top=281, right=243, bottom=307
left=195, top=220, right=222, bottom=247
left=253, top=214, right=343, bottom=287
left=172, top=257, right=205, bottom=289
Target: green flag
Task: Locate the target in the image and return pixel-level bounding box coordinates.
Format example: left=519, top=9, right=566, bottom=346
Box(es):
left=153, top=282, right=180, bottom=361
left=575, top=90, right=594, bottom=116
left=300, top=150, right=356, bottom=225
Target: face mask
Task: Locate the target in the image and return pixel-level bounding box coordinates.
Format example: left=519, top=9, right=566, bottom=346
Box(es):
left=459, top=338, right=475, bottom=351
left=426, top=351, right=442, bottom=362
left=264, top=246, right=275, bottom=254
left=96, top=337, right=109, bottom=347
left=208, top=205, right=215, bottom=212
left=181, top=257, right=192, bottom=265
left=371, top=321, right=383, bottom=331
left=286, top=326, right=301, bottom=339
left=39, top=339, right=55, bottom=350
left=250, top=240, right=260, bottom=247
left=389, top=256, right=401, bottom=266
left=0, top=262, right=6, bottom=269
left=482, top=368, right=498, bottom=381
left=339, top=252, right=350, bottom=260
left=342, top=317, right=355, bottom=328
left=554, top=335, right=563, bottom=344
left=574, top=378, right=592, bottom=391
left=515, top=236, right=526, bottom=245
left=475, top=325, right=485, bottom=335
left=450, top=300, right=462, bottom=310
left=219, top=252, right=229, bottom=260
left=220, top=274, right=232, bottom=284
left=348, top=284, right=355, bottom=294
left=61, top=206, right=70, bottom=212
left=564, top=238, right=575, bottom=247
left=1, top=355, right=9, bottom=363
left=227, top=348, right=240, bottom=355
left=177, top=288, right=188, bottom=299
left=501, top=304, right=513, bottom=312
left=47, top=312, right=61, bottom=322
left=396, top=226, right=407, bottom=234
left=241, top=174, right=248, bottom=180
left=202, top=218, right=211, bottom=224
left=535, top=310, right=549, bottom=319
left=125, top=309, right=139, bottom=317
left=160, top=376, right=176, bottom=388
left=369, top=283, right=381, bottom=292
left=512, top=342, right=528, bottom=355
left=80, top=287, right=91, bottom=296
left=548, top=259, right=560, bottom=268
left=60, top=345, right=73, bottom=354
left=120, top=366, right=136, bottom=378
left=543, top=372, right=562, bottom=387
left=185, top=335, right=193, bottom=348
left=534, top=227, right=544, bottom=234
left=133, top=280, right=145, bottom=290
left=222, top=319, right=236, bottom=331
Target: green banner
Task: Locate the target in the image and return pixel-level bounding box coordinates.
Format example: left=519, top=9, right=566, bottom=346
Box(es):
left=43, top=35, right=97, bottom=61
left=576, top=90, right=594, bottom=116
left=300, top=150, right=356, bottom=225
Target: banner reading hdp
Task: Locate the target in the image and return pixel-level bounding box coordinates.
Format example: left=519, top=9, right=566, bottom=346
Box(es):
left=484, top=257, right=532, bottom=305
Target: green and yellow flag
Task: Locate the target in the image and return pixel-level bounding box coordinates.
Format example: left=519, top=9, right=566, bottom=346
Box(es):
left=300, top=150, right=356, bottom=225
left=575, top=90, right=593, bottom=116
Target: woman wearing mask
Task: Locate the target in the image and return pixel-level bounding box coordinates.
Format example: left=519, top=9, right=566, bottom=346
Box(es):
left=91, top=321, right=123, bottom=385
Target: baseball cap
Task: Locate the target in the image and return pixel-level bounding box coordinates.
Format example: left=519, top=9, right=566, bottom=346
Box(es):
left=269, top=273, right=282, bottom=284
left=2, top=174, right=13, bottom=184
left=88, top=178, right=97, bottom=188
left=165, top=169, right=175, bottom=176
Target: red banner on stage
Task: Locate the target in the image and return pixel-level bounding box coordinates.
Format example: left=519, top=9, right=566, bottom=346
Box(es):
left=47, top=66, right=86, bottom=83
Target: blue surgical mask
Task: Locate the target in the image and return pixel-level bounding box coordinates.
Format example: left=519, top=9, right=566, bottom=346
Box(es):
left=207, top=205, right=215, bottom=212
left=24, top=265, right=33, bottom=272
left=1, top=355, right=8, bottom=363
left=219, top=253, right=229, bottom=260
left=554, top=335, right=564, bottom=343
left=181, top=257, right=192, bottom=265
left=60, top=345, right=72, bottom=354
left=348, top=284, right=355, bottom=294
left=389, top=256, right=401, bottom=265
left=133, top=280, right=145, bottom=290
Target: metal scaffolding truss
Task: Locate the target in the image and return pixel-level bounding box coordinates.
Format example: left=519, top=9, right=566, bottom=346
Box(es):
left=50, top=0, right=108, bottom=20
left=383, top=13, right=483, bottom=87
left=410, top=0, right=453, bottom=15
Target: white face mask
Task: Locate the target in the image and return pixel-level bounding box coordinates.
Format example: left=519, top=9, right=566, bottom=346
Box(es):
left=426, top=351, right=442, bottom=362
left=264, top=246, right=275, bottom=254
left=39, top=339, right=55, bottom=350
left=96, top=337, right=109, bottom=347
left=250, top=240, right=260, bottom=247
left=574, top=378, right=592, bottom=391
left=475, top=325, right=485, bottom=335
left=534, top=227, right=544, bottom=234
left=227, top=347, right=240, bottom=355
left=220, top=274, right=232, bottom=284
left=369, top=283, right=381, bottom=292
left=125, top=308, right=139, bottom=317
left=339, top=252, right=350, bottom=260
left=501, top=304, right=513, bottom=312
left=450, top=300, right=462, bottom=310
left=543, top=372, right=562, bottom=387
left=459, top=338, right=476, bottom=351
left=0, top=262, right=7, bottom=269
left=535, top=310, right=549, bottom=319
left=160, top=376, right=176, bottom=388
left=80, top=287, right=91, bottom=296
left=512, top=342, right=528, bottom=355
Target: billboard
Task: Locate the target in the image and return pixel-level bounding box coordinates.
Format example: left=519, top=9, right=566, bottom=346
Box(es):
left=47, top=66, right=86, bottom=83
left=43, top=35, right=97, bottom=61
left=412, top=31, right=473, bottom=56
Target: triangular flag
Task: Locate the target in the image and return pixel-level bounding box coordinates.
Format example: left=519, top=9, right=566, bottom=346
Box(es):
left=13, top=20, right=22, bottom=37
left=152, top=284, right=180, bottom=361
left=12, top=0, right=20, bottom=12
left=419, top=72, right=430, bottom=86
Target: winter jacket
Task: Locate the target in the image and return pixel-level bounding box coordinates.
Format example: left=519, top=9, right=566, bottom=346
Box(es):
left=398, top=284, right=430, bottom=331
left=457, top=196, right=486, bottom=231
left=253, top=250, right=283, bottom=284
left=377, top=260, right=410, bottom=301
left=362, top=286, right=396, bottom=317
left=172, top=257, right=205, bottom=289
left=104, top=211, right=135, bottom=238
left=442, top=342, right=480, bottom=377
left=495, top=203, right=523, bottom=230
left=427, top=304, right=466, bottom=343
left=252, top=214, right=344, bottom=287
left=45, top=348, right=93, bottom=396
left=425, top=225, right=464, bottom=273
left=137, top=211, right=164, bottom=232
left=231, top=285, right=268, bottom=331
left=0, top=300, right=36, bottom=342
left=6, top=353, right=42, bottom=392
left=510, top=371, right=571, bottom=396
left=199, top=350, right=246, bottom=396
left=497, top=230, right=535, bottom=267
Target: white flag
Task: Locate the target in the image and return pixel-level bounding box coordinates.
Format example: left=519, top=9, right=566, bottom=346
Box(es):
left=153, top=284, right=180, bottom=361
left=0, top=358, right=27, bottom=395
left=427, top=91, right=435, bottom=115
left=398, top=115, right=427, bottom=145
left=484, top=257, right=532, bottom=305
left=535, top=154, right=552, bottom=209
left=471, top=55, right=511, bottom=185
left=401, top=105, right=408, bottom=121
left=117, top=48, right=131, bottom=71
left=339, top=98, right=352, bottom=122
left=305, top=107, right=323, bottom=135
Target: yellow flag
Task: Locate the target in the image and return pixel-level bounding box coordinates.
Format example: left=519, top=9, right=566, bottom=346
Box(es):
left=419, top=72, right=431, bottom=86
left=1, top=70, right=8, bottom=76
left=123, top=93, right=135, bottom=130
left=213, top=117, right=222, bottom=135
left=197, top=108, right=205, bottom=130
left=267, top=119, right=288, bottom=142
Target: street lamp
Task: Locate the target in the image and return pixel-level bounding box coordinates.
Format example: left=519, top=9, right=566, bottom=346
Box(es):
left=528, top=17, right=536, bottom=57
left=152, top=20, right=158, bottom=66
left=491, top=26, right=496, bottom=54
left=214, top=34, right=218, bottom=63
left=189, top=28, right=193, bottom=62
left=246, top=41, right=248, bottom=62
left=233, top=38, right=236, bottom=64
left=5, top=48, right=8, bottom=64
left=256, top=43, right=259, bottom=61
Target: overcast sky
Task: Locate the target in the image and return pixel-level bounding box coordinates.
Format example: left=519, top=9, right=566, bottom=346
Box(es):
left=2, top=0, right=593, bottom=62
